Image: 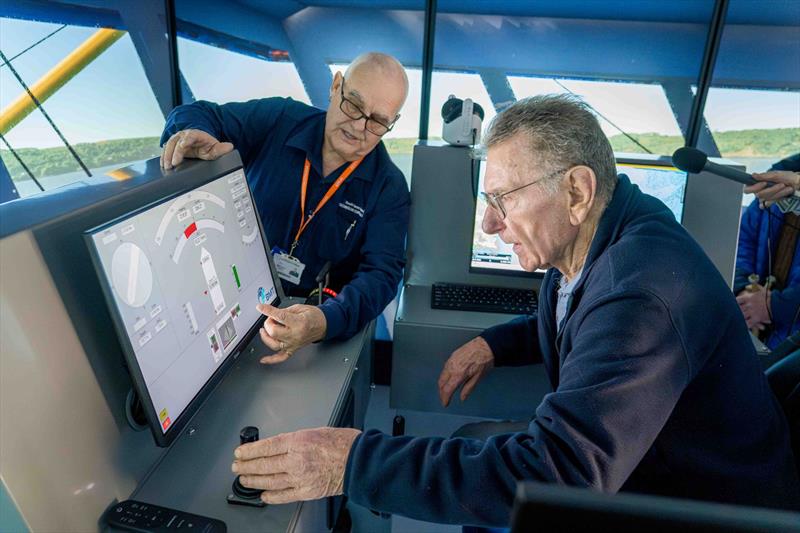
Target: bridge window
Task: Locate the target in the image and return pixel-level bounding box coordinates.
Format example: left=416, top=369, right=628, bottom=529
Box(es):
left=702, top=0, right=800, bottom=174
left=508, top=77, right=684, bottom=155
left=430, top=3, right=716, bottom=157
left=0, top=16, right=164, bottom=203
left=176, top=37, right=310, bottom=104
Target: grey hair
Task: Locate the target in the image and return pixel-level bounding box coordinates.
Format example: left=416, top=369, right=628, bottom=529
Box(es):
left=483, top=94, right=617, bottom=205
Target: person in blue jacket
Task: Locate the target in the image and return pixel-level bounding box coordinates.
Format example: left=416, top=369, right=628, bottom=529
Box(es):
left=229, top=95, right=800, bottom=525
left=734, top=154, right=800, bottom=349
left=160, top=52, right=410, bottom=361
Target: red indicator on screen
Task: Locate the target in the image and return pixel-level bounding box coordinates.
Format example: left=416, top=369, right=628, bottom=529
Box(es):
left=184, top=222, right=197, bottom=239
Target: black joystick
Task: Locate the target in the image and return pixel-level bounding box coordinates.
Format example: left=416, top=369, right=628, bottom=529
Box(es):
left=231, top=426, right=263, bottom=502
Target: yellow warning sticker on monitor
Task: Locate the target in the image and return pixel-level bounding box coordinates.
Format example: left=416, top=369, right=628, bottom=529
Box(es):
left=159, top=407, right=169, bottom=422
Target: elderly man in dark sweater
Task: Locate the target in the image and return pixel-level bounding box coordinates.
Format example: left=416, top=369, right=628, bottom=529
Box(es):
left=231, top=95, right=800, bottom=527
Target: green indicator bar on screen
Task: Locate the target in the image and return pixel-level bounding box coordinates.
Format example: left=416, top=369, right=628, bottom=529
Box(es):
left=232, top=264, right=241, bottom=288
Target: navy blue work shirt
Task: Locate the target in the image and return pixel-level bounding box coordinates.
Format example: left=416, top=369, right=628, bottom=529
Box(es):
left=161, top=97, right=410, bottom=340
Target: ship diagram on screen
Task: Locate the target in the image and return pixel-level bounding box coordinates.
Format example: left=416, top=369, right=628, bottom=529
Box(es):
left=90, top=170, right=276, bottom=434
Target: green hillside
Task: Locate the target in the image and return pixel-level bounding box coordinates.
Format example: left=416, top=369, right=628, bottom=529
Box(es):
left=1, top=137, right=162, bottom=182
left=1, top=128, right=797, bottom=184
left=607, top=128, right=799, bottom=157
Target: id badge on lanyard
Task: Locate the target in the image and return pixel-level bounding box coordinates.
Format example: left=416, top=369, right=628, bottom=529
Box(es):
left=272, top=246, right=306, bottom=285
left=272, top=157, right=363, bottom=285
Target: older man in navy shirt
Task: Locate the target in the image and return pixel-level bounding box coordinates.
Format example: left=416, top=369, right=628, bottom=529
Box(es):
left=160, top=52, right=409, bottom=361
left=229, top=95, right=799, bottom=526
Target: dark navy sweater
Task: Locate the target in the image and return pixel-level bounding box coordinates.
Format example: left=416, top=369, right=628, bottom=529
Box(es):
left=343, top=176, right=800, bottom=526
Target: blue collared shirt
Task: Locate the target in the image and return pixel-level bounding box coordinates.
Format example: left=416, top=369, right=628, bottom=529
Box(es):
left=161, top=97, right=410, bottom=340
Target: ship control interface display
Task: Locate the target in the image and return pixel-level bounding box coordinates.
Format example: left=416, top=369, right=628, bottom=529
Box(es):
left=87, top=168, right=278, bottom=444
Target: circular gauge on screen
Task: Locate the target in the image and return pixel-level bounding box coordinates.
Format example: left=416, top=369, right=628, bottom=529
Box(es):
left=111, top=242, right=153, bottom=308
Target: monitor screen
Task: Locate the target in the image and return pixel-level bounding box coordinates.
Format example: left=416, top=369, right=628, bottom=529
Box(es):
left=470, top=158, right=688, bottom=277
left=616, top=161, right=688, bottom=222
left=86, top=167, right=279, bottom=446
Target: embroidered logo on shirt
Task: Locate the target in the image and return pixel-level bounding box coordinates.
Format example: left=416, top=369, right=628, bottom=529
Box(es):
left=339, top=201, right=365, bottom=218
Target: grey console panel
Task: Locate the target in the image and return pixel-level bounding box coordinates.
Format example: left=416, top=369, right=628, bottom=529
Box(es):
left=393, top=143, right=548, bottom=419
left=132, top=317, right=369, bottom=532
left=392, top=284, right=550, bottom=419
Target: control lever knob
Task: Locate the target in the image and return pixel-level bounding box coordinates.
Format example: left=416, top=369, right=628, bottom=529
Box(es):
left=240, top=426, right=259, bottom=444
left=232, top=426, right=262, bottom=500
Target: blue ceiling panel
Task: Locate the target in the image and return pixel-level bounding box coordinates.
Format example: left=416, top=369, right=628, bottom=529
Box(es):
left=235, top=0, right=308, bottom=19
left=436, top=0, right=715, bottom=23
left=174, top=0, right=291, bottom=50
left=726, top=0, right=800, bottom=26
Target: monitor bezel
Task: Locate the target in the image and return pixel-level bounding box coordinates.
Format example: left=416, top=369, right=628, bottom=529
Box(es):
left=84, top=163, right=281, bottom=447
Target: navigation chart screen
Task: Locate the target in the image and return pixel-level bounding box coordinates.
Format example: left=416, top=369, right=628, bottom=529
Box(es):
left=616, top=162, right=687, bottom=222
left=88, top=169, right=277, bottom=439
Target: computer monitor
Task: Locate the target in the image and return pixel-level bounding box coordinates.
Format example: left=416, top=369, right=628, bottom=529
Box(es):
left=85, top=165, right=280, bottom=446
left=511, top=481, right=800, bottom=533
left=615, top=155, right=689, bottom=223
left=469, top=155, right=689, bottom=277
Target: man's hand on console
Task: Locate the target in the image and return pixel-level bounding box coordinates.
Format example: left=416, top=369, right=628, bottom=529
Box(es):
left=438, top=336, right=495, bottom=407
left=257, top=303, right=327, bottom=364
left=232, top=427, right=361, bottom=504
left=160, top=129, right=233, bottom=170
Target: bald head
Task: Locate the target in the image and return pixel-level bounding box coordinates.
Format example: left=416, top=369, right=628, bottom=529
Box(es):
left=345, top=52, right=409, bottom=106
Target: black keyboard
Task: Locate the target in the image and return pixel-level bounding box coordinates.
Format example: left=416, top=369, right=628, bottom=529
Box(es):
left=431, top=282, right=537, bottom=315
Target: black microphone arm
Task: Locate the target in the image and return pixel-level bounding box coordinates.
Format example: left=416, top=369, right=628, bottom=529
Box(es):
left=672, top=147, right=757, bottom=186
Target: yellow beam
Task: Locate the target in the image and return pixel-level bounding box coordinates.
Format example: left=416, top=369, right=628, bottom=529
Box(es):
left=0, top=28, right=125, bottom=135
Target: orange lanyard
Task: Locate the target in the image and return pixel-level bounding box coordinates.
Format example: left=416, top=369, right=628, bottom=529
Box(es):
left=289, top=157, right=363, bottom=256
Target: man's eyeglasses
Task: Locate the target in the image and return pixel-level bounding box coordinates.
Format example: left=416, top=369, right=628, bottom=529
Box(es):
left=481, top=166, right=569, bottom=219
left=339, top=79, right=398, bottom=136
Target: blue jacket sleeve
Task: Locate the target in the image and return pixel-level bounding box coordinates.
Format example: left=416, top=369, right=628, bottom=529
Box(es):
left=319, top=175, right=410, bottom=340
left=480, top=315, right=541, bottom=367
left=343, top=291, right=689, bottom=527
left=161, top=98, right=286, bottom=164
left=771, top=285, right=800, bottom=331
left=734, top=199, right=763, bottom=294
left=733, top=199, right=762, bottom=294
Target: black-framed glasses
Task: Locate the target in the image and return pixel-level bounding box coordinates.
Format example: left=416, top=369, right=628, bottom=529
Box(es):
left=481, top=166, right=569, bottom=219
left=339, top=79, right=398, bottom=136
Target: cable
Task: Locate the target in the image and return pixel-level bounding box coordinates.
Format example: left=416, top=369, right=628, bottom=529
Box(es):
left=0, top=49, right=92, bottom=178
left=765, top=207, right=774, bottom=324
left=470, top=128, right=477, bottom=201
left=553, top=79, right=653, bottom=154
left=0, top=132, right=44, bottom=192
left=0, top=25, right=67, bottom=70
